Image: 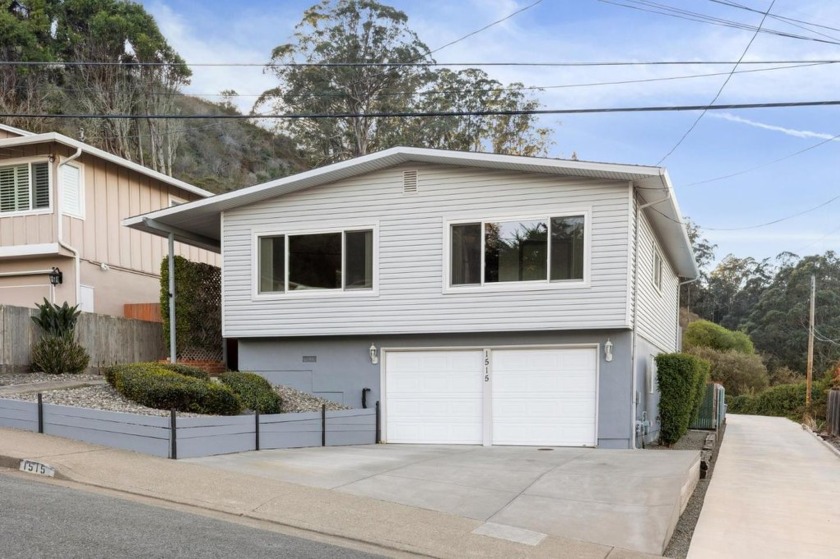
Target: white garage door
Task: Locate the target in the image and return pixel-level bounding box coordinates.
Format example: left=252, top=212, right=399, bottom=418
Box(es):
left=492, top=348, right=597, bottom=446
left=384, top=347, right=598, bottom=447
left=385, top=350, right=483, bottom=444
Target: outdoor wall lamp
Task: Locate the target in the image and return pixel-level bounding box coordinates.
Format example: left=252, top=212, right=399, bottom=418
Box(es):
left=48, top=267, right=63, bottom=286
left=369, top=343, right=379, bottom=365
left=604, top=338, right=614, bottom=362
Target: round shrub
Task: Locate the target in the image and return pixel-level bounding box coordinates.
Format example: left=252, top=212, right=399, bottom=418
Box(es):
left=219, top=372, right=282, bottom=414
left=683, top=320, right=754, bottom=354
left=106, top=363, right=242, bottom=415
left=32, top=335, right=90, bottom=374
left=159, top=362, right=210, bottom=381
left=687, top=347, right=769, bottom=396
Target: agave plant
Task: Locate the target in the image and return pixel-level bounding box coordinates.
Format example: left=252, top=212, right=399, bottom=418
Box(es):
left=31, top=298, right=81, bottom=338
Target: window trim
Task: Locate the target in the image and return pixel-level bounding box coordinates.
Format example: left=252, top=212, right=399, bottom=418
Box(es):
left=0, top=156, right=53, bottom=217
left=442, top=209, right=591, bottom=294
left=252, top=224, right=379, bottom=299
left=59, top=158, right=85, bottom=220
left=652, top=242, right=663, bottom=293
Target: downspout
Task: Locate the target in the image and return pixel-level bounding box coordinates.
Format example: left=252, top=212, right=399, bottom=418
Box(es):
left=57, top=147, right=83, bottom=306
left=630, top=192, right=640, bottom=449
left=630, top=175, right=672, bottom=448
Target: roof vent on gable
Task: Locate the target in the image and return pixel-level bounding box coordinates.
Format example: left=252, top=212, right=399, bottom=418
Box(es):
left=403, top=170, right=418, bottom=194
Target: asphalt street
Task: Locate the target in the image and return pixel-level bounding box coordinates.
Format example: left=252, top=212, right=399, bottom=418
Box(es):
left=0, top=472, right=384, bottom=559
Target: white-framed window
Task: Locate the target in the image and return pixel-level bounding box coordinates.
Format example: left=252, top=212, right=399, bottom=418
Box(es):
left=61, top=162, right=84, bottom=218
left=447, top=212, right=588, bottom=289
left=0, top=160, right=50, bottom=215
left=256, top=228, right=375, bottom=295
left=652, top=243, right=663, bottom=292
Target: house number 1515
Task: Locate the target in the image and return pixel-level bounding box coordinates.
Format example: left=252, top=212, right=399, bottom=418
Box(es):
left=484, top=350, right=490, bottom=382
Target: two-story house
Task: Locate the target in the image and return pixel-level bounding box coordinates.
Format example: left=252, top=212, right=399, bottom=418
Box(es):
left=125, top=147, right=697, bottom=449
left=0, top=124, right=218, bottom=317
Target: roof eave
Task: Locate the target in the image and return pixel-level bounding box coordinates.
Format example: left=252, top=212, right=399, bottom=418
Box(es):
left=0, top=132, right=212, bottom=198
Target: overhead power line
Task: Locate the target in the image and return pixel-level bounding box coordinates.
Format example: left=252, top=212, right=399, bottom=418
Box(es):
left=657, top=0, right=776, bottom=165
left=2, top=59, right=840, bottom=67
left=51, top=61, right=833, bottom=98
left=600, top=0, right=840, bottom=46
left=4, top=100, right=840, bottom=120
left=428, top=0, right=543, bottom=56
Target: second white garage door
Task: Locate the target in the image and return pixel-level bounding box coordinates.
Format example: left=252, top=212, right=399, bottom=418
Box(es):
left=384, top=347, right=598, bottom=447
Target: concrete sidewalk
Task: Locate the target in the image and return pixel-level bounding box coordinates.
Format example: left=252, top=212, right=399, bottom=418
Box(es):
left=0, top=428, right=658, bottom=559
left=688, top=415, right=840, bottom=559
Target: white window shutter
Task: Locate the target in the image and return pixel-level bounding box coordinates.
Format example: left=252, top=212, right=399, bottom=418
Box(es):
left=62, top=164, right=82, bottom=217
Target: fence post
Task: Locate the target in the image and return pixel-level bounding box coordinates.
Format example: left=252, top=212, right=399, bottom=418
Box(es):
left=255, top=410, right=260, bottom=451
left=375, top=400, right=381, bottom=444
left=321, top=404, right=326, bottom=447
left=37, top=393, right=43, bottom=434
left=170, top=409, right=177, bottom=460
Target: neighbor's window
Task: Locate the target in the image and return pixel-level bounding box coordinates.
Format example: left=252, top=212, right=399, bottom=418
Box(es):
left=450, top=215, right=585, bottom=287
left=259, top=229, right=374, bottom=293
left=652, top=244, right=663, bottom=291
left=0, top=161, right=50, bottom=214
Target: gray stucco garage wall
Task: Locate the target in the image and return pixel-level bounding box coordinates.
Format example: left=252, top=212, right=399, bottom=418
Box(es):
left=237, top=329, right=635, bottom=449
left=634, top=335, right=666, bottom=446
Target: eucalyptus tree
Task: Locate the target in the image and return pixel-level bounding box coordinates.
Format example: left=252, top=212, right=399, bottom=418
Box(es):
left=257, top=0, right=554, bottom=165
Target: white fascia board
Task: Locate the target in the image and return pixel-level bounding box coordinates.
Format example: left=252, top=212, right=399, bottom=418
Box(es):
left=124, top=147, right=665, bottom=229
left=0, top=133, right=212, bottom=199
left=0, top=243, right=61, bottom=258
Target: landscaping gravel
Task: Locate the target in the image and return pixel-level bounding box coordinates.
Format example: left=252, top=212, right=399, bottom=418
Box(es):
left=1, top=374, right=350, bottom=416
left=0, top=372, right=103, bottom=387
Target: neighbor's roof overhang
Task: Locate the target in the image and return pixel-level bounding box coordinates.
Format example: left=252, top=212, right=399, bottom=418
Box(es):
left=0, top=132, right=212, bottom=199
left=0, top=123, right=34, bottom=137
left=123, top=147, right=698, bottom=278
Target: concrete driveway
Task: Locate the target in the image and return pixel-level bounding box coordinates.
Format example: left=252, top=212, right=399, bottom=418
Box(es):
left=188, top=445, right=699, bottom=555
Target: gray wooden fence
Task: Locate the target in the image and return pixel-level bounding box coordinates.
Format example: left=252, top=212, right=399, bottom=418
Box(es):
left=0, top=304, right=165, bottom=374
left=0, top=397, right=378, bottom=459
left=828, top=390, right=840, bottom=437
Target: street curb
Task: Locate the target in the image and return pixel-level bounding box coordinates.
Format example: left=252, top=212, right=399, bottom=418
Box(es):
left=0, top=454, right=71, bottom=481
left=801, top=424, right=840, bottom=460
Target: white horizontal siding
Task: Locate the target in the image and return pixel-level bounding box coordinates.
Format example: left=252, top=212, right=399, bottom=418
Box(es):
left=223, top=163, right=631, bottom=337
left=634, top=207, right=679, bottom=352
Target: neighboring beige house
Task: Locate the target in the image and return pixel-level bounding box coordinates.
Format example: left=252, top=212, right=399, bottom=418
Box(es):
left=0, top=123, right=218, bottom=317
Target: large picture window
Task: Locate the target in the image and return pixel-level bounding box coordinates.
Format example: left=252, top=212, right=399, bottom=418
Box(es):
left=258, top=229, right=374, bottom=294
left=0, top=161, right=50, bottom=214
left=450, top=214, right=585, bottom=287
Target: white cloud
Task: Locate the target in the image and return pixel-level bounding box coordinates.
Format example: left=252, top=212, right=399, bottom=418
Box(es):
left=708, top=113, right=839, bottom=140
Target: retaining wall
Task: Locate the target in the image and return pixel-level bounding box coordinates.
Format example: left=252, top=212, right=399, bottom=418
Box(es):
left=0, top=398, right=377, bottom=459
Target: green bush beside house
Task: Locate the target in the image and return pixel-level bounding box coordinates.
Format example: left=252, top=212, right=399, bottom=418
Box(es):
left=656, top=353, right=710, bottom=446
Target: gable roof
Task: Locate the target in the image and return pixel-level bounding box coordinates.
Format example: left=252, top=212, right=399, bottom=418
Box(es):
left=124, top=146, right=699, bottom=278
left=0, top=132, right=212, bottom=199
left=0, top=123, right=34, bottom=137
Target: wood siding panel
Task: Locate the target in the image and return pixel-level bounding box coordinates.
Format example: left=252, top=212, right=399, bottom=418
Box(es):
left=223, top=163, right=631, bottom=337
left=634, top=208, right=679, bottom=352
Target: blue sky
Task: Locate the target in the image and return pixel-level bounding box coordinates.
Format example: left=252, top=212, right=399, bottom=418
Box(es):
left=141, top=0, right=840, bottom=267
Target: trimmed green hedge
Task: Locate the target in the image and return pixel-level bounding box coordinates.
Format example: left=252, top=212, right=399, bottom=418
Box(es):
left=106, top=363, right=241, bottom=415
left=683, top=320, right=754, bottom=354
left=728, top=378, right=830, bottom=421
left=159, top=362, right=210, bottom=381
left=219, top=372, right=282, bottom=414
left=656, top=353, right=710, bottom=446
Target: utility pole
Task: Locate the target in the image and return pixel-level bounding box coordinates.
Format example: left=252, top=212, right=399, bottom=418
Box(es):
left=806, top=274, right=815, bottom=409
